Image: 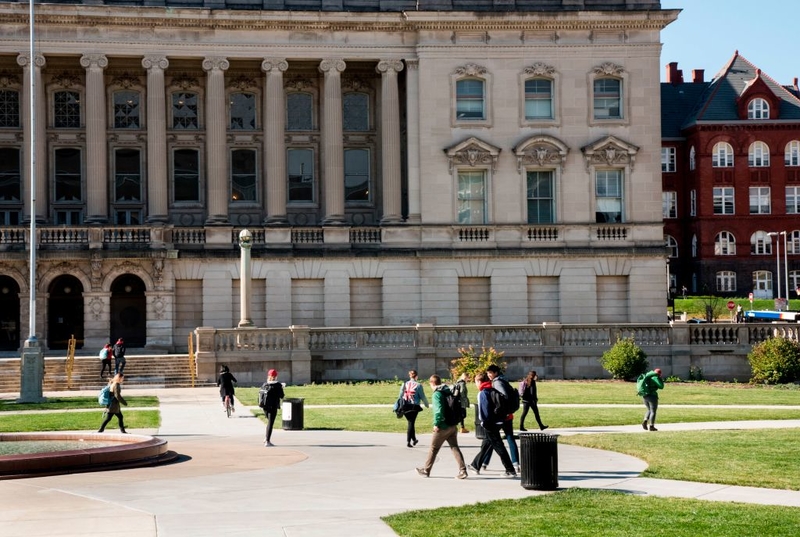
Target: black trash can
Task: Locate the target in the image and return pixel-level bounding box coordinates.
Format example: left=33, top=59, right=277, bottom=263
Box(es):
left=474, top=406, right=485, bottom=439
left=519, top=432, right=558, bottom=490
left=282, top=398, right=304, bottom=430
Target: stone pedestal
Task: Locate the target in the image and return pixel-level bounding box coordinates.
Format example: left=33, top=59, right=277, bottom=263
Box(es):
left=18, top=339, right=46, bottom=403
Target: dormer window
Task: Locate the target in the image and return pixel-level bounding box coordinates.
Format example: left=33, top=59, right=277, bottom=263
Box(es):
left=747, top=98, right=769, bottom=119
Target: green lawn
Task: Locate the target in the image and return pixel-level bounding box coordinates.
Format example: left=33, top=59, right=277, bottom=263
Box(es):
left=0, top=410, right=161, bottom=432
left=0, top=396, right=160, bottom=411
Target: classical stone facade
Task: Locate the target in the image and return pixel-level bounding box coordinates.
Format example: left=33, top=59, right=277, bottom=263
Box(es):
left=0, top=1, right=676, bottom=353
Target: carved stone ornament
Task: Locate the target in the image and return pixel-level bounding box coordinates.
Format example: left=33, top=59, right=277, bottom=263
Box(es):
left=152, top=256, right=165, bottom=288
left=376, top=60, right=404, bottom=75
left=170, top=74, right=199, bottom=90
left=202, top=57, right=230, bottom=73
left=142, top=56, right=169, bottom=71
left=52, top=72, right=82, bottom=89
left=261, top=58, right=288, bottom=73
left=88, top=297, right=104, bottom=321
left=453, top=63, right=488, bottom=77
left=79, top=54, right=109, bottom=70
left=112, top=73, right=140, bottom=89
left=151, top=295, right=168, bottom=320
left=514, top=136, right=570, bottom=172
left=284, top=76, right=313, bottom=91
left=0, top=72, right=21, bottom=87
left=444, top=136, right=501, bottom=173
left=319, top=59, right=346, bottom=74
left=593, top=62, right=625, bottom=76
left=16, top=52, right=45, bottom=69
left=229, top=74, right=257, bottom=91
left=581, top=135, right=639, bottom=171
left=342, top=75, right=370, bottom=92
left=404, top=59, right=419, bottom=71
left=90, top=251, right=102, bottom=288
left=524, top=62, right=556, bottom=77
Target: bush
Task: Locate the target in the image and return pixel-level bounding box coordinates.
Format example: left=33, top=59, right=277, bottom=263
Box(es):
left=748, top=337, right=800, bottom=384
left=599, top=337, right=649, bottom=381
left=450, top=346, right=506, bottom=381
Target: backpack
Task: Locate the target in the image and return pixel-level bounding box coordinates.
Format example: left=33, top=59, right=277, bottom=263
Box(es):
left=98, top=348, right=108, bottom=360
left=441, top=386, right=463, bottom=427
left=636, top=373, right=651, bottom=397
left=491, top=377, right=520, bottom=417
left=98, top=385, right=112, bottom=406
left=258, top=383, right=273, bottom=408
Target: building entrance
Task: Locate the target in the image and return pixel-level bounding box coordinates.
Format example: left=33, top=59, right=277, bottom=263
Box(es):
left=0, top=276, right=20, bottom=351
left=110, top=274, right=146, bottom=348
left=47, top=275, right=84, bottom=350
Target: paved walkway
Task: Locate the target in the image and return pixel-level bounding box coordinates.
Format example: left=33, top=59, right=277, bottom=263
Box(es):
left=1, top=388, right=799, bottom=537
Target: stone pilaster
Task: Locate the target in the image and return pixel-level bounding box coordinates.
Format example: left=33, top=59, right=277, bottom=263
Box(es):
left=203, top=57, right=230, bottom=224
left=404, top=59, right=421, bottom=223
left=81, top=54, right=109, bottom=223
left=319, top=59, right=346, bottom=225
left=16, top=52, right=46, bottom=224
left=142, top=55, right=169, bottom=223
left=377, top=60, right=404, bottom=224
left=262, top=58, right=289, bottom=224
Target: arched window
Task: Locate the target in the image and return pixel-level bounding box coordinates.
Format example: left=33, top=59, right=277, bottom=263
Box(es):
left=689, top=146, right=696, bottom=170
left=712, top=142, right=734, bottom=167
left=785, top=141, right=800, bottom=166
left=716, top=271, right=737, bottom=292
left=747, top=98, right=769, bottom=119
left=748, top=141, right=770, bottom=167
left=750, top=230, right=772, bottom=255
left=714, top=231, right=736, bottom=256
left=665, top=235, right=678, bottom=258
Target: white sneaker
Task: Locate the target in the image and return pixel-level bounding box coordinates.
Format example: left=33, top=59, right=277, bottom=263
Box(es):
left=514, top=464, right=521, bottom=473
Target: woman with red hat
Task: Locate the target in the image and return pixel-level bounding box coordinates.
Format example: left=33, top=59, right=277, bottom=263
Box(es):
left=258, top=369, right=285, bottom=447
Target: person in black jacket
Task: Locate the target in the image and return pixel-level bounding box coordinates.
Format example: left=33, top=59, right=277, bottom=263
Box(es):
left=519, top=370, right=548, bottom=431
left=112, top=338, right=127, bottom=374
left=259, top=369, right=285, bottom=447
left=216, top=364, right=238, bottom=413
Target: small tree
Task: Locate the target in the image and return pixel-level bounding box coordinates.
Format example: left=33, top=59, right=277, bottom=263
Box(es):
left=748, top=336, right=800, bottom=384
left=450, top=346, right=506, bottom=381
left=599, top=337, right=649, bottom=380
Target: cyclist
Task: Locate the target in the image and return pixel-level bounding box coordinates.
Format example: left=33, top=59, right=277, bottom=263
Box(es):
left=217, top=364, right=238, bottom=414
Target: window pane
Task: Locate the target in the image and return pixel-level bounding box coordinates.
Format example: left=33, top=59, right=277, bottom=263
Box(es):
left=54, top=91, right=81, bottom=128
left=343, top=93, right=369, bottom=132
left=527, top=170, right=554, bottom=223
left=230, top=93, right=256, bottom=130
left=173, top=149, right=199, bottom=201
left=231, top=149, right=257, bottom=201
left=595, top=169, right=622, bottom=222
left=458, top=170, right=486, bottom=224
left=344, top=149, right=370, bottom=202
left=172, top=92, right=198, bottom=130
left=524, top=79, right=553, bottom=120
left=287, top=148, right=314, bottom=202
left=287, top=93, right=313, bottom=131
left=114, top=149, right=141, bottom=202
left=593, top=78, right=621, bottom=119
left=456, top=79, right=485, bottom=120
left=0, top=90, right=20, bottom=128
left=54, top=148, right=82, bottom=201
left=0, top=148, right=21, bottom=202
left=113, top=91, right=140, bottom=129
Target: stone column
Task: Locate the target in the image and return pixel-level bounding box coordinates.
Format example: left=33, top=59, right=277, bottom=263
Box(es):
left=262, top=58, right=288, bottom=225
left=377, top=60, right=404, bottom=224
left=203, top=57, right=230, bottom=224
left=81, top=54, right=109, bottom=223
left=16, top=52, right=46, bottom=224
left=142, top=55, right=169, bottom=223
left=319, top=59, right=346, bottom=225
left=237, top=229, right=254, bottom=327
left=404, top=59, right=421, bottom=223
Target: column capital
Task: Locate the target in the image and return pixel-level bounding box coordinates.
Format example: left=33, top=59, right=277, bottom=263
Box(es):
left=202, top=57, right=230, bottom=73
left=319, top=59, right=346, bottom=75
left=376, top=60, right=404, bottom=75
left=80, top=54, right=108, bottom=70
left=262, top=58, right=288, bottom=73
left=16, top=52, right=45, bottom=69
left=142, top=55, right=169, bottom=71
left=404, top=58, right=419, bottom=70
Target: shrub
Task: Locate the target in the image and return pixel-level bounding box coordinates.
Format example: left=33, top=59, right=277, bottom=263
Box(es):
left=450, top=346, right=506, bottom=381
left=748, top=337, right=800, bottom=384
left=599, top=337, right=648, bottom=381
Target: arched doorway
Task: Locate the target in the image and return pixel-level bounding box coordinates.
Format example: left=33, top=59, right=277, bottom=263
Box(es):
left=0, top=276, right=20, bottom=351
left=110, top=274, right=146, bottom=348
left=48, top=275, right=84, bottom=350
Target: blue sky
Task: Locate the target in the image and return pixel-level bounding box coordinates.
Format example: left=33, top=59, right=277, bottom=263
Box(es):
left=661, top=2, right=799, bottom=85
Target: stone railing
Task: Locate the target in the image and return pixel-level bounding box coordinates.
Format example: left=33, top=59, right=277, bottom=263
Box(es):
left=194, top=322, right=794, bottom=385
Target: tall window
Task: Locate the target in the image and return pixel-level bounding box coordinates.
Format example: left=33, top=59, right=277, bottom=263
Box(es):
left=661, top=147, right=676, bottom=172
left=788, top=230, right=800, bottom=255
left=593, top=78, right=622, bottom=119
left=690, top=189, right=697, bottom=216
left=113, top=148, right=142, bottom=225
left=691, top=234, right=698, bottom=257
left=0, top=89, right=20, bottom=128
left=663, top=191, right=677, bottom=218
left=54, top=90, right=81, bottom=128
left=229, top=93, right=256, bottom=130
left=595, top=169, right=622, bottom=223
left=712, top=142, right=734, bottom=167
left=54, top=148, right=82, bottom=202
left=753, top=271, right=773, bottom=297
left=343, top=92, right=369, bottom=131
left=748, top=98, right=769, bottom=119
left=751, top=231, right=772, bottom=255
left=713, top=186, right=734, bottom=215
left=749, top=187, right=771, bottom=214
left=172, top=92, right=198, bottom=129
left=524, top=79, right=553, bottom=120
left=287, top=148, right=314, bottom=203
left=173, top=149, right=199, bottom=202
left=286, top=93, right=313, bottom=131
left=526, top=170, right=554, bottom=224
left=231, top=149, right=257, bottom=202
left=716, top=271, right=737, bottom=292
left=689, top=146, right=696, bottom=170
left=790, top=270, right=800, bottom=294
left=456, top=79, right=485, bottom=120
left=787, top=186, right=800, bottom=214
left=344, top=148, right=370, bottom=202
left=113, top=91, right=140, bottom=129
left=0, top=148, right=21, bottom=203
left=457, top=170, right=486, bottom=224
left=666, top=235, right=678, bottom=258
left=786, top=141, right=800, bottom=166
left=748, top=141, right=770, bottom=167
left=714, top=231, right=736, bottom=256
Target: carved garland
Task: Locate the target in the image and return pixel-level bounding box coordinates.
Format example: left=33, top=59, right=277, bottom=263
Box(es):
left=524, top=62, right=555, bottom=77
left=453, top=63, right=487, bottom=77
left=516, top=144, right=568, bottom=172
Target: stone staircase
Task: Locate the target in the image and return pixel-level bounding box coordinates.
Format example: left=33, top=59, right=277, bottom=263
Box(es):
left=0, top=353, right=214, bottom=394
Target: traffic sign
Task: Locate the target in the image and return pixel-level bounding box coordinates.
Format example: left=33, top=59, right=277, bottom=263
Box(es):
left=727, top=301, right=736, bottom=311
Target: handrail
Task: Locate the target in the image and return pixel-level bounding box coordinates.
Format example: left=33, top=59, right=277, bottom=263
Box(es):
left=187, top=332, right=196, bottom=388
left=65, top=335, right=77, bottom=389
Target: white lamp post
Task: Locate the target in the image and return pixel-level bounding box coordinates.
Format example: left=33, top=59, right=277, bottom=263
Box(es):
left=768, top=231, right=786, bottom=307
left=237, top=229, right=254, bottom=328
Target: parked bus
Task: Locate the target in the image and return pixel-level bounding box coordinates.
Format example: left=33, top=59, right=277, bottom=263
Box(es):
left=743, top=310, right=800, bottom=323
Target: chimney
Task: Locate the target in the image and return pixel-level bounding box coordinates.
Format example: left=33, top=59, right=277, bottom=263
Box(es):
left=666, top=62, right=683, bottom=85
left=692, top=69, right=705, bottom=83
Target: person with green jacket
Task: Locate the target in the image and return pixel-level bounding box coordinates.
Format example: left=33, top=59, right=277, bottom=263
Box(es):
left=638, top=368, right=665, bottom=431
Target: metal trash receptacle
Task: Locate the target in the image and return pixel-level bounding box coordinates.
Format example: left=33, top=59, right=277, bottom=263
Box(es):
left=474, top=407, right=485, bottom=439
left=281, top=398, right=304, bottom=430
left=519, top=432, right=558, bottom=490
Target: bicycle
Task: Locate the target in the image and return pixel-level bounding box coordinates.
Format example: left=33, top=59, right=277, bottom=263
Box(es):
left=224, top=395, right=233, bottom=418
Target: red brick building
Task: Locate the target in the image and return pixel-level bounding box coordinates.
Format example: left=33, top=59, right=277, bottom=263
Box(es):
left=662, top=52, right=800, bottom=301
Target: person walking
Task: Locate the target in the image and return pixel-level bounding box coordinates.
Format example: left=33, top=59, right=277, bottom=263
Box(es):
left=415, top=375, right=468, bottom=479
left=455, top=372, right=470, bottom=434
left=468, top=372, right=517, bottom=477
left=397, top=370, right=429, bottom=448
left=259, top=369, right=285, bottom=447
left=638, top=368, right=665, bottom=431
left=519, top=370, right=548, bottom=431
left=98, top=373, right=128, bottom=433
left=99, top=343, right=113, bottom=379
left=112, top=338, right=127, bottom=375
left=216, top=364, right=238, bottom=413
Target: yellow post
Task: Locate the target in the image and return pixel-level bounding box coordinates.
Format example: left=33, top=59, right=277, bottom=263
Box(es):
left=65, top=335, right=77, bottom=389
left=188, top=332, right=196, bottom=388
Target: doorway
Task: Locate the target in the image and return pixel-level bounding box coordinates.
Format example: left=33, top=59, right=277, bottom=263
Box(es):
left=110, top=274, right=146, bottom=348
left=47, top=275, right=84, bottom=350
left=0, top=276, right=20, bottom=351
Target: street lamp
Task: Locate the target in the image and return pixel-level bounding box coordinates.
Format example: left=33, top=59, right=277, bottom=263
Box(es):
left=768, top=231, right=787, bottom=308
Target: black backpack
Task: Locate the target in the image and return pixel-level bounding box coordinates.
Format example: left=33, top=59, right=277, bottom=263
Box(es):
left=441, top=386, right=463, bottom=427
left=258, top=383, right=273, bottom=408
left=492, top=377, right=520, bottom=416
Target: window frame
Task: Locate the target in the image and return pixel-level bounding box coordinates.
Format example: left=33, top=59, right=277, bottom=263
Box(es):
left=53, top=90, right=82, bottom=129
left=748, top=98, right=770, bottom=120
left=690, top=189, right=697, bottom=217
left=689, top=146, right=696, bottom=170
left=712, top=142, right=734, bottom=168
left=230, top=148, right=258, bottom=204
left=787, top=230, right=800, bottom=255
left=0, top=89, right=21, bottom=129
left=52, top=146, right=83, bottom=204
left=751, top=230, right=773, bottom=255
left=519, top=67, right=559, bottom=127
left=749, top=186, right=771, bottom=215
left=286, top=91, right=315, bottom=132
left=714, top=231, right=736, bottom=256
left=342, top=91, right=371, bottom=132
left=170, top=91, right=200, bottom=131
left=451, top=64, right=493, bottom=127
left=713, top=186, right=735, bottom=215
left=716, top=271, right=737, bottom=292
left=526, top=169, right=556, bottom=224
left=787, top=186, right=800, bottom=214
left=661, top=147, right=676, bottom=173
left=666, top=235, right=678, bottom=258
left=457, top=168, right=488, bottom=225
left=343, top=147, right=372, bottom=204
left=112, top=90, right=142, bottom=130
left=287, top=147, right=316, bottom=204
left=228, top=91, right=258, bottom=131
left=748, top=141, right=770, bottom=167
left=595, top=168, right=624, bottom=223
left=663, top=191, right=677, bottom=219
left=752, top=270, right=773, bottom=296
left=0, top=147, right=22, bottom=204
left=171, top=147, right=202, bottom=204
left=786, top=141, right=800, bottom=167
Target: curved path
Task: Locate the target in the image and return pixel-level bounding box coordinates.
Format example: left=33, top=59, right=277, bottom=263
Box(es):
left=0, top=387, right=798, bottom=537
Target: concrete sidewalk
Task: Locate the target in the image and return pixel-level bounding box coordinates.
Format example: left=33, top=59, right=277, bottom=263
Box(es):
left=0, top=387, right=798, bottom=537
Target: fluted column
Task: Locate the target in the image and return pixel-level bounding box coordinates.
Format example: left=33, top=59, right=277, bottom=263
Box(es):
left=377, top=60, right=404, bottom=224
left=404, top=58, right=421, bottom=224
left=17, top=52, right=46, bottom=223
left=262, top=58, right=288, bottom=225
left=319, top=59, right=346, bottom=225
left=81, top=54, right=109, bottom=223
left=203, top=57, right=230, bottom=224
left=142, top=55, right=169, bottom=223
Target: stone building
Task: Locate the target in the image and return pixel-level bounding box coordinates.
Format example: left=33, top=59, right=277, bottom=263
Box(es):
left=0, top=0, right=675, bottom=353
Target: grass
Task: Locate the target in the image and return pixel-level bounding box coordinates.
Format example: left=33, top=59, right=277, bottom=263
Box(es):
left=382, top=488, right=800, bottom=537
left=0, top=410, right=161, bottom=432
left=674, top=297, right=800, bottom=319
left=0, top=396, right=160, bottom=411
